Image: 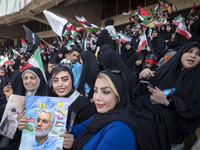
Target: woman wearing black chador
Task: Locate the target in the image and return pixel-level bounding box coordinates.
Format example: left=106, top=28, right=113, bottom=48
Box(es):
left=133, top=41, right=200, bottom=150
left=96, top=18, right=117, bottom=51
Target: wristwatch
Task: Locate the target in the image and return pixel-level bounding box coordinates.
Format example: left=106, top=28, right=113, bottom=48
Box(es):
left=164, top=99, right=170, bottom=106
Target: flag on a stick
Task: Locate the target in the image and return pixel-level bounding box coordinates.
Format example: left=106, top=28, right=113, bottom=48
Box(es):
left=12, top=49, right=20, bottom=55
left=176, top=19, right=192, bottom=39
left=189, top=2, right=195, bottom=17
left=21, top=38, right=27, bottom=48
left=0, top=55, right=9, bottom=67
left=136, top=31, right=147, bottom=52
left=122, top=8, right=133, bottom=16
left=23, top=25, right=41, bottom=53
left=172, top=15, right=182, bottom=25
left=43, top=10, right=68, bottom=41
left=138, top=6, right=151, bottom=25
left=20, top=49, right=47, bottom=82
left=118, top=33, right=132, bottom=43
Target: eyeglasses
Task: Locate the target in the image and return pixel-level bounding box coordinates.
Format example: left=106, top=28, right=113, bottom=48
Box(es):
left=52, top=63, right=69, bottom=70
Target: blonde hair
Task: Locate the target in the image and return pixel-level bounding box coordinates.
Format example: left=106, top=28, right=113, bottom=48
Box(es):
left=97, top=73, right=120, bottom=102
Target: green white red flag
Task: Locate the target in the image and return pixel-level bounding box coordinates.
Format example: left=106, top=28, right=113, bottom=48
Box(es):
left=12, top=49, right=20, bottom=55
left=0, top=55, right=9, bottom=67
left=172, top=15, right=182, bottom=25
left=176, top=19, right=192, bottom=39
left=21, top=38, right=27, bottom=48
left=20, top=49, right=47, bottom=82
left=118, top=33, right=132, bottom=43
left=76, top=27, right=84, bottom=32
left=159, top=1, right=169, bottom=7
left=131, top=23, right=140, bottom=33
left=136, top=31, right=147, bottom=52
left=122, top=8, right=133, bottom=16
left=189, top=2, right=195, bottom=16
left=63, top=22, right=79, bottom=38
left=138, top=6, right=150, bottom=25
left=75, top=16, right=92, bottom=29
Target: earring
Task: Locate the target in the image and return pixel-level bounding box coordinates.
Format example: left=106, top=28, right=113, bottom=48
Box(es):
left=90, top=99, right=94, bottom=103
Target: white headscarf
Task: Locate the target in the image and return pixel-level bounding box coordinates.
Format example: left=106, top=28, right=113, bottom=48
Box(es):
left=22, top=70, right=40, bottom=96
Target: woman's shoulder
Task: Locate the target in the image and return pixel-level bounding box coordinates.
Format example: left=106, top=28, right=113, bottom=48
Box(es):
left=104, top=120, right=134, bottom=133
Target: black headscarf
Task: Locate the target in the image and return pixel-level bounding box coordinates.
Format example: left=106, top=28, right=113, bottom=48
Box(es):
left=50, top=49, right=65, bottom=63
left=104, top=18, right=114, bottom=27
left=74, top=71, right=140, bottom=149
left=98, top=45, right=137, bottom=93
left=130, top=52, right=144, bottom=76
left=150, top=28, right=165, bottom=60
left=149, top=41, right=200, bottom=144
left=77, top=51, right=99, bottom=98
left=11, top=67, right=47, bottom=96
left=48, top=65, right=75, bottom=98
left=0, top=67, right=10, bottom=83
left=121, top=41, right=136, bottom=64
left=163, top=24, right=175, bottom=40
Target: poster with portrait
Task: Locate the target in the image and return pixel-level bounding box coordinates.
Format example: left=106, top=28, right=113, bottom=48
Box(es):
left=0, top=94, right=25, bottom=139
left=19, top=95, right=71, bottom=150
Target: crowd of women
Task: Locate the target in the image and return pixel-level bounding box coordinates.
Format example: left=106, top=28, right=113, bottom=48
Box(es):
left=0, top=6, right=199, bottom=150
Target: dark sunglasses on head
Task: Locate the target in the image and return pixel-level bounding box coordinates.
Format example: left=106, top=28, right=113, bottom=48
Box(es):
left=101, top=69, right=124, bottom=81
left=52, top=63, right=69, bottom=70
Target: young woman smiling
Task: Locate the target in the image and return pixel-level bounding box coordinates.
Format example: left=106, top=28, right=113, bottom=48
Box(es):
left=60, top=70, right=160, bottom=150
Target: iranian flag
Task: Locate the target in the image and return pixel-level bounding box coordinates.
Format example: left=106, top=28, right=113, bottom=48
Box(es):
left=138, top=6, right=150, bottom=25
left=163, top=18, right=168, bottom=25
left=118, top=33, right=132, bottom=43
left=0, top=55, right=9, bottom=67
left=21, top=38, right=27, bottom=48
left=140, top=22, right=148, bottom=28
left=159, top=1, right=169, bottom=7
left=122, top=8, right=133, bottom=16
left=20, top=49, right=47, bottom=82
left=136, top=31, right=147, bottom=52
left=189, top=2, right=195, bottom=16
left=155, top=20, right=162, bottom=27
left=76, top=27, right=84, bottom=32
left=12, top=49, right=20, bottom=55
left=172, top=5, right=178, bottom=12
left=131, top=24, right=140, bottom=33
left=176, top=19, right=192, bottom=39
left=172, top=15, right=182, bottom=25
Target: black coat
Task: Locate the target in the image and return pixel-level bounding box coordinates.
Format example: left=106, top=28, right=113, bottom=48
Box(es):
left=96, top=29, right=116, bottom=51
left=133, top=41, right=200, bottom=149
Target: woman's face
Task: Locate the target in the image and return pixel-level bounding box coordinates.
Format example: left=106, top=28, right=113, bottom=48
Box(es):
left=139, top=30, right=143, bottom=35
left=52, top=70, right=72, bottom=97
left=152, top=31, right=158, bottom=38
left=93, top=78, right=118, bottom=114
left=181, top=46, right=200, bottom=69
left=23, top=72, right=38, bottom=91
left=125, top=44, right=131, bottom=50
left=166, top=25, right=171, bottom=32
left=135, top=59, right=143, bottom=66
